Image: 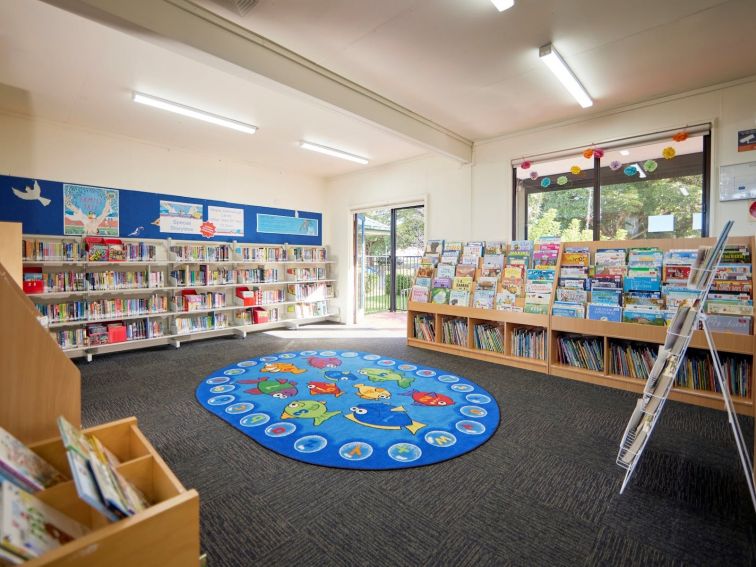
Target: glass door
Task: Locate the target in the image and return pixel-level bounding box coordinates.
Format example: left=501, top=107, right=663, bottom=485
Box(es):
left=353, top=204, right=424, bottom=322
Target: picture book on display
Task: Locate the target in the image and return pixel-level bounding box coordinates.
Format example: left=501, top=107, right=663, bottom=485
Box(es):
left=0, top=481, right=89, bottom=562
left=0, top=428, right=65, bottom=494
left=57, top=417, right=149, bottom=523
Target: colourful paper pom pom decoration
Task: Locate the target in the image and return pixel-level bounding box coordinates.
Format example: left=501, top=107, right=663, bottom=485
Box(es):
left=593, top=148, right=604, bottom=159
left=643, top=159, right=658, bottom=173
left=540, top=177, right=551, bottom=188
left=582, top=149, right=593, bottom=159
left=529, top=171, right=539, bottom=180
left=570, top=165, right=582, bottom=175
left=624, top=166, right=638, bottom=177
left=521, top=161, right=532, bottom=170
left=556, top=176, right=568, bottom=186
left=609, top=160, right=622, bottom=171
left=662, top=146, right=676, bottom=160
left=672, top=131, right=688, bottom=142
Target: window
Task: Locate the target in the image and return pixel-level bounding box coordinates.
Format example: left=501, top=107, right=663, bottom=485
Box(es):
left=515, top=133, right=709, bottom=241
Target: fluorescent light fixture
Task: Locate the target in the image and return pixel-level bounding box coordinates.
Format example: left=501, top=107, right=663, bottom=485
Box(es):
left=679, top=187, right=689, bottom=196
left=539, top=43, right=593, bottom=108
left=491, top=0, right=514, bottom=11
left=132, top=92, right=257, bottom=134
left=632, top=163, right=647, bottom=178
left=620, top=150, right=630, bottom=156
left=299, top=141, right=368, bottom=165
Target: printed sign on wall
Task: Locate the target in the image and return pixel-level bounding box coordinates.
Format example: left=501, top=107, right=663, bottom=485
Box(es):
left=159, top=200, right=203, bottom=234
left=738, top=128, right=756, bottom=152
left=63, top=184, right=119, bottom=236
left=257, top=213, right=319, bottom=236
left=208, top=206, right=244, bottom=237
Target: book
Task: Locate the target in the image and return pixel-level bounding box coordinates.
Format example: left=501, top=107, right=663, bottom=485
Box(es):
left=475, top=277, right=498, bottom=291
left=556, top=288, right=588, bottom=304
left=0, top=481, right=89, bottom=560
left=484, top=241, right=505, bottom=255
left=495, top=291, right=516, bottom=309
left=56, top=417, right=92, bottom=459
left=523, top=303, right=548, bottom=314
left=590, top=289, right=622, bottom=305
left=463, top=244, right=483, bottom=257
left=551, top=302, right=585, bottom=318
left=452, top=277, right=473, bottom=292
left=500, top=277, right=524, bottom=297
left=410, top=285, right=429, bottom=302
left=448, top=290, right=470, bottom=307
left=415, top=266, right=434, bottom=279
left=443, top=241, right=463, bottom=252
left=0, top=428, right=65, bottom=493
left=587, top=303, right=622, bottom=322
left=455, top=264, right=476, bottom=278
left=414, top=277, right=431, bottom=288
left=436, top=264, right=455, bottom=279
left=509, top=240, right=533, bottom=252
left=459, top=255, right=480, bottom=266
left=424, top=240, right=444, bottom=255
left=65, top=448, right=119, bottom=522
left=431, top=287, right=450, bottom=304
left=431, top=277, right=452, bottom=289
left=472, top=289, right=495, bottom=309
left=622, top=306, right=666, bottom=326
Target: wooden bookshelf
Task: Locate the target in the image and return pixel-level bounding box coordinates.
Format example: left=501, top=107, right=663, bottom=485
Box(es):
left=1, top=260, right=201, bottom=566
left=0, top=222, right=22, bottom=287
left=25, top=418, right=200, bottom=567
left=407, top=235, right=756, bottom=416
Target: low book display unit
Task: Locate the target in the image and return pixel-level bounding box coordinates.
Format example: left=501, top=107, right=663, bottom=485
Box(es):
left=0, top=259, right=201, bottom=566
left=407, top=235, right=755, bottom=417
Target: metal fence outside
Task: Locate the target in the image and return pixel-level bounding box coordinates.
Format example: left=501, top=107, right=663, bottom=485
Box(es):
left=363, top=255, right=421, bottom=314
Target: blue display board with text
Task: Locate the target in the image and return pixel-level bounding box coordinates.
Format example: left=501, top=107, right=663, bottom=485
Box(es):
left=0, top=174, right=321, bottom=245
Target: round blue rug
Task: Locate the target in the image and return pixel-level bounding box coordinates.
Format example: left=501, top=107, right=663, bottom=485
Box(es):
left=195, top=351, right=500, bottom=470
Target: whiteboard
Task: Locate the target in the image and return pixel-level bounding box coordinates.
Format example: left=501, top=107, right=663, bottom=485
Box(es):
left=719, top=161, right=756, bottom=201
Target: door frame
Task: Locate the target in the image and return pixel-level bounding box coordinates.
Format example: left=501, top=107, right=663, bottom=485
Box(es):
left=349, top=195, right=427, bottom=324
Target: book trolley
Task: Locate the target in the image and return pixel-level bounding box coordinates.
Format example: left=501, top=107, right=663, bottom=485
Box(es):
left=21, top=234, right=338, bottom=361
left=0, top=259, right=201, bottom=566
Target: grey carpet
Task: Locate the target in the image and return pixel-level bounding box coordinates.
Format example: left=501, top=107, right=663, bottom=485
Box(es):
left=78, top=326, right=756, bottom=567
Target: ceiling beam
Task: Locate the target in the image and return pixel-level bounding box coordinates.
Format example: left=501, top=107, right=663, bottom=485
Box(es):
left=42, top=0, right=473, bottom=163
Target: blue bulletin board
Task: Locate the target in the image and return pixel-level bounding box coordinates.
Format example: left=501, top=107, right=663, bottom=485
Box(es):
left=0, top=174, right=322, bottom=245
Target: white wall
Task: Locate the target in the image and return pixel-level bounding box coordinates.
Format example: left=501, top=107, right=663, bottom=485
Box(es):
left=325, top=154, right=472, bottom=322
left=474, top=77, right=756, bottom=239
left=0, top=111, right=327, bottom=215
left=325, top=77, right=756, bottom=323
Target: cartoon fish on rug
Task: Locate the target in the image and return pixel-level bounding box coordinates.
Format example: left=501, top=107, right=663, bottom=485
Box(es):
left=237, top=378, right=298, bottom=399
left=260, top=362, right=306, bottom=375
left=345, top=403, right=425, bottom=435
left=353, top=383, right=391, bottom=400
left=359, top=368, right=415, bottom=389
left=400, top=390, right=455, bottom=407
left=308, top=381, right=343, bottom=397
left=323, top=370, right=359, bottom=382
left=281, top=400, right=340, bottom=426
left=308, top=357, right=342, bottom=369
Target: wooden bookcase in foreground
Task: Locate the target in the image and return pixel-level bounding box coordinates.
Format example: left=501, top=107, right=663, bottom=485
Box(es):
left=408, top=235, right=756, bottom=417
left=0, top=260, right=201, bottom=566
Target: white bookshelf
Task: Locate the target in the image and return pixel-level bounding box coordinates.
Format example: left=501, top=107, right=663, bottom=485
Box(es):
left=23, top=235, right=338, bottom=360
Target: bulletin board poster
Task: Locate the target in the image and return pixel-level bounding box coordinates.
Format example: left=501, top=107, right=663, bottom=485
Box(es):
left=208, top=205, right=244, bottom=237
left=63, top=184, right=119, bottom=236
left=738, top=129, right=756, bottom=152
left=257, top=213, right=319, bottom=236
left=159, top=200, right=203, bottom=234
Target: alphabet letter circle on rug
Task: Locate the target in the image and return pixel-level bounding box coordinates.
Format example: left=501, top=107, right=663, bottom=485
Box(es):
left=196, top=351, right=500, bottom=470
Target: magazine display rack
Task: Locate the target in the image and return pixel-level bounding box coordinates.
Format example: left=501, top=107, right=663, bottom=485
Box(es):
left=0, top=261, right=201, bottom=566
left=408, top=234, right=755, bottom=418
left=616, top=221, right=756, bottom=511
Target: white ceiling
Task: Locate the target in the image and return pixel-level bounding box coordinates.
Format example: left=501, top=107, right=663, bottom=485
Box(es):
left=0, top=0, right=428, bottom=178
left=2, top=0, right=755, bottom=181
left=196, top=0, right=756, bottom=140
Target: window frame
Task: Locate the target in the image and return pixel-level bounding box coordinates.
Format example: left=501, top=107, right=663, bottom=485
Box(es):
left=513, top=134, right=711, bottom=241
